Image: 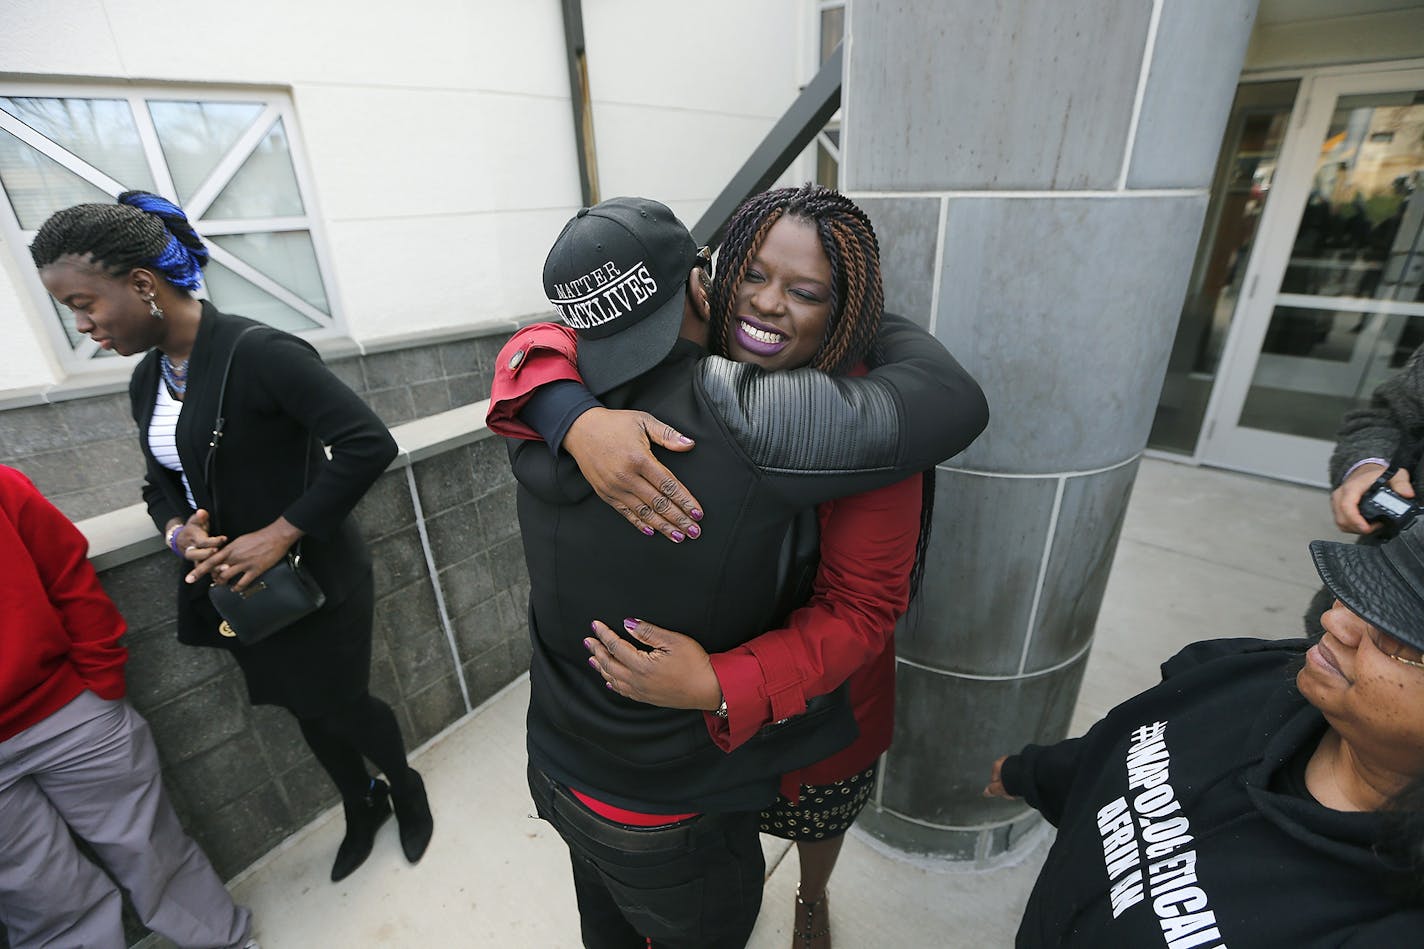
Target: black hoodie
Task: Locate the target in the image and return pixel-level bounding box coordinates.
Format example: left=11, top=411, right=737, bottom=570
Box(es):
left=1002, top=638, right=1424, bottom=948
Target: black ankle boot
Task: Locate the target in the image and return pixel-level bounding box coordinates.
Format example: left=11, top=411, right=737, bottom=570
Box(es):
left=390, top=768, right=433, bottom=864
left=330, top=778, right=391, bottom=882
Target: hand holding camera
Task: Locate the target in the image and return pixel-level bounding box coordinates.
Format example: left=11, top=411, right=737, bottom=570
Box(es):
left=1332, top=463, right=1406, bottom=534
left=1358, top=468, right=1420, bottom=534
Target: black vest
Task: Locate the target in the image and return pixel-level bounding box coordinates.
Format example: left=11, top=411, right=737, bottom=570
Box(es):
left=513, top=328, right=984, bottom=811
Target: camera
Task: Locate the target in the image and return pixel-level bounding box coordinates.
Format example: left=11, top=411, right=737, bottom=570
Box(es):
left=1359, top=474, right=1421, bottom=533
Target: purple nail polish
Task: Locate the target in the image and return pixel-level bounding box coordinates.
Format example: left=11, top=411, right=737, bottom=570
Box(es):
left=588, top=657, right=598, bottom=669
left=605, top=681, right=613, bottom=690
left=623, top=618, right=638, bottom=631
left=678, top=435, right=694, bottom=445
left=583, top=638, right=594, bottom=650
left=641, top=526, right=656, bottom=537
left=686, top=524, right=701, bottom=539
left=671, top=530, right=685, bottom=543
left=690, top=509, right=703, bottom=520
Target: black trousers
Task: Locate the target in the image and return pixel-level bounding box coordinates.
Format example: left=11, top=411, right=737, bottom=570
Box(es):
left=527, top=765, right=764, bottom=949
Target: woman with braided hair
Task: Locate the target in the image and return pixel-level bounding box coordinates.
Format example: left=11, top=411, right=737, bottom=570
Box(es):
left=489, top=184, right=942, bottom=948
left=708, top=184, right=887, bottom=380
left=29, top=192, right=433, bottom=887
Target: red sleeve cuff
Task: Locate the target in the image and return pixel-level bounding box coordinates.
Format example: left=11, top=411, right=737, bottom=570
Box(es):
left=744, top=636, right=809, bottom=722
left=704, top=650, right=774, bottom=752
left=486, top=329, right=585, bottom=440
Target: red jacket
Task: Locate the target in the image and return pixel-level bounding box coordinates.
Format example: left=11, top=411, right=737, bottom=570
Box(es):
left=0, top=465, right=127, bottom=742
left=487, top=324, right=920, bottom=797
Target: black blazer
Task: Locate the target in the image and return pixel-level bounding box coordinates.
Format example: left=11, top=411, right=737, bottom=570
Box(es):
left=130, top=303, right=398, bottom=646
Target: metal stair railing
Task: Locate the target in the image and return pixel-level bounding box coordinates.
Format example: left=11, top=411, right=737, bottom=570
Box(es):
left=691, top=42, right=843, bottom=248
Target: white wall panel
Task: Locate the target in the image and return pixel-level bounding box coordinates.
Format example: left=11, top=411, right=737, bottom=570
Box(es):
left=582, top=0, right=800, bottom=118
left=293, top=85, right=581, bottom=221
left=97, top=0, right=570, bottom=96
left=581, top=0, right=802, bottom=213
left=0, top=0, right=126, bottom=77
left=326, top=207, right=568, bottom=342
left=0, top=236, right=60, bottom=391
left=592, top=105, right=795, bottom=218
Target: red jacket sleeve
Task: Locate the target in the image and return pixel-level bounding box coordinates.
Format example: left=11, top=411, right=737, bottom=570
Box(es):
left=486, top=322, right=583, bottom=440
left=705, top=473, right=923, bottom=750
left=3, top=467, right=127, bottom=699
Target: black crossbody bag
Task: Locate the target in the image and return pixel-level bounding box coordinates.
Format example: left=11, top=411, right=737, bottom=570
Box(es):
left=204, top=326, right=326, bottom=645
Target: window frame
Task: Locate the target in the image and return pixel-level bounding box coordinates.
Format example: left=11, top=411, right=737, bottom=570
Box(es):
left=0, top=81, right=346, bottom=373
left=803, top=0, right=845, bottom=189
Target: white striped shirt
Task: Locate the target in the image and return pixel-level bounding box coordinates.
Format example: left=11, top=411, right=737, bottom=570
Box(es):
left=148, top=378, right=196, bottom=509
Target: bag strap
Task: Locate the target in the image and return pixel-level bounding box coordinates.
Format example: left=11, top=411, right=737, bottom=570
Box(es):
left=202, top=325, right=313, bottom=554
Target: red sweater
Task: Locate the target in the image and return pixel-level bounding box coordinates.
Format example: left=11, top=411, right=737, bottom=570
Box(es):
left=0, top=465, right=127, bottom=742
left=486, top=324, right=921, bottom=799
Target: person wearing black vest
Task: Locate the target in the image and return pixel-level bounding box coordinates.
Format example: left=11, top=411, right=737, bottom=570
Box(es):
left=509, top=197, right=988, bottom=948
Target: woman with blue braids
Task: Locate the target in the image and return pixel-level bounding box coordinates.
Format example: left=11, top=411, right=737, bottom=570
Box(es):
left=30, top=192, right=434, bottom=886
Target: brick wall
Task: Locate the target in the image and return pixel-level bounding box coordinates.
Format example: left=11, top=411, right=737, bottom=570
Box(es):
left=0, top=329, right=513, bottom=522
left=97, top=435, right=529, bottom=885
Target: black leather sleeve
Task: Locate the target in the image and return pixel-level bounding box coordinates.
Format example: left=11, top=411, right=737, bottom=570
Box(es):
left=698, top=313, right=988, bottom=481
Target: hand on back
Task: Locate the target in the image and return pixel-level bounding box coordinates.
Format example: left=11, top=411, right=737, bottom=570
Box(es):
left=563, top=407, right=704, bottom=543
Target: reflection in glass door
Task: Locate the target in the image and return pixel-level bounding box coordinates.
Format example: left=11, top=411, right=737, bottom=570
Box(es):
left=1149, top=81, right=1297, bottom=453
left=1241, top=92, right=1424, bottom=439
left=1200, top=70, right=1424, bottom=486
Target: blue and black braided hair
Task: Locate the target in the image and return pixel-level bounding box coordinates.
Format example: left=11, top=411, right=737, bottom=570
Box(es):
left=30, top=191, right=207, bottom=291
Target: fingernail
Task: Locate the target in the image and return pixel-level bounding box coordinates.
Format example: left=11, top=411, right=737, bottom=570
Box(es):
left=623, top=618, right=638, bottom=631
left=671, top=530, right=685, bottom=543
left=590, top=622, right=598, bottom=632
left=690, top=509, right=703, bottom=521
left=588, top=657, right=598, bottom=669
left=583, top=638, right=594, bottom=650
left=605, top=681, right=613, bottom=690
left=641, top=526, right=656, bottom=537
left=686, top=524, right=701, bottom=539
left=678, top=435, right=694, bottom=445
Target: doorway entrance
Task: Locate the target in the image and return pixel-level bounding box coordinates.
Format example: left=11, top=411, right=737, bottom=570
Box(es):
left=1150, top=67, right=1424, bottom=487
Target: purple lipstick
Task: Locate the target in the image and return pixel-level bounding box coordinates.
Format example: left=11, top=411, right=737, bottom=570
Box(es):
left=733, top=315, right=788, bottom=357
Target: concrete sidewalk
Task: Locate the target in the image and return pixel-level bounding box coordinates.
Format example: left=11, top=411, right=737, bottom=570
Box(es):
left=209, top=458, right=1331, bottom=948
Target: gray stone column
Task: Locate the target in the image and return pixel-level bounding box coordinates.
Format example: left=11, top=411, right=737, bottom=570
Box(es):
left=847, top=0, right=1258, bottom=862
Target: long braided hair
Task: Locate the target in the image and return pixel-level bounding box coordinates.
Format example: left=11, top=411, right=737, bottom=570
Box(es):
left=711, top=184, right=936, bottom=599
left=30, top=191, right=208, bottom=291
left=710, top=184, right=884, bottom=375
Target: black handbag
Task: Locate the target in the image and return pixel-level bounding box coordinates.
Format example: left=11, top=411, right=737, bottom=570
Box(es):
left=203, top=326, right=326, bottom=645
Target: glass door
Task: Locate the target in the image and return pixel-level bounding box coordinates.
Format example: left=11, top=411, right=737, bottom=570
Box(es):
left=1149, top=81, right=1298, bottom=454
left=1200, top=68, right=1424, bottom=486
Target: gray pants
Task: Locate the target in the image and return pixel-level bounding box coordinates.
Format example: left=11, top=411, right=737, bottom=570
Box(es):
left=0, top=691, right=251, bottom=949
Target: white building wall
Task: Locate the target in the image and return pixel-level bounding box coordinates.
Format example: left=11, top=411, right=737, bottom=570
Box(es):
left=0, top=0, right=806, bottom=396
left=582, top=0, right=809, bottom=229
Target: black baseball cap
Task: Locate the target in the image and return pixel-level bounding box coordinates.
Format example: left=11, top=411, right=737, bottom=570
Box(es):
left=1311, top=525, right=1424, bottom=651
left=543, top=197, right=699, bottom=395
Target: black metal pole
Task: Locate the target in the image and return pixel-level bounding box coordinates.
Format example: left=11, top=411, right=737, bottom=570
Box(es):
left=560, top=0, right=600, bottom=207
left=692, top=42, right=842, bottom=247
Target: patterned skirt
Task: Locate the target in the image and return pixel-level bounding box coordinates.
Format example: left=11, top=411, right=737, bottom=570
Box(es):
left=758, top=764, right=878, bottom=841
